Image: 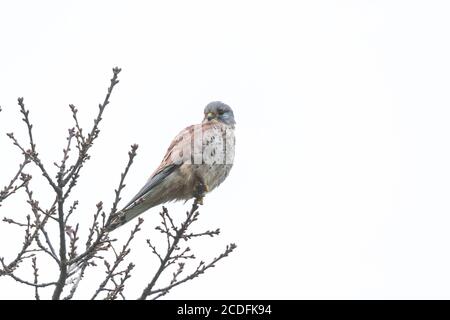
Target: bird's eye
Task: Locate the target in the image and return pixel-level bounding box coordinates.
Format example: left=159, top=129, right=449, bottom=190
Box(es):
left=218, top=109, right=225, bottom=115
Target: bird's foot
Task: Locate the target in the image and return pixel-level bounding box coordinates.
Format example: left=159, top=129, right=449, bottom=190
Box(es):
left=193, top=181, right=208, bottom=205
left=195, top=195, right=204, bottom=205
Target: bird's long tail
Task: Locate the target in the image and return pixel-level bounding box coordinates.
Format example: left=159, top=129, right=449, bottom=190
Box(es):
left=106, top=164, right=180, bottom=231
left=107, top=202, right=154, bottom=231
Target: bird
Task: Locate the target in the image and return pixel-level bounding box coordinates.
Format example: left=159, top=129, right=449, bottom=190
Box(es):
left=108, top=101, right=236, bottom=231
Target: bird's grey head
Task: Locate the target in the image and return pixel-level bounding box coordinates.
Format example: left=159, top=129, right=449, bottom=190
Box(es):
left=203, top=101, right=236, bottom=126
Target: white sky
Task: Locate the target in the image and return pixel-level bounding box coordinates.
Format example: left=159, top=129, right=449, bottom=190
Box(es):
left=1, top=0, right=450, bottom=299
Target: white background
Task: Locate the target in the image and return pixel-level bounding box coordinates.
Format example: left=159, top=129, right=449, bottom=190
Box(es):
left=1, top=0, right=450, bottom=299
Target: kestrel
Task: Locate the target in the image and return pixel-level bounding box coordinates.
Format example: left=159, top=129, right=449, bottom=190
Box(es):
left=108, top=101, right=236, bottom=230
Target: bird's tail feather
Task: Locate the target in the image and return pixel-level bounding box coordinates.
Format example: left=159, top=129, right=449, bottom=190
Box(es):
left=107, top=202, right=155, bottom=231
left=107, top=164, right=179, bottom=231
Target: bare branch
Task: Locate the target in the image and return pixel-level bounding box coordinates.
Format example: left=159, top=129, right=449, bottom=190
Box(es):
left=91, top=218, right=143, bottom=300
left=24, top=183, right=59, bottom=263
left=105, top=263, right=134, bottom=300
left=68, top=104, right=86, bottom=149
left=0, top=157, right=30, bottom=205
left=32, top=257, right=40, bottom=300
left=149, top=243, right=237, bottom=300
left=139, top=200, right=237, bottom=300
left=61, top=67, right=122, bottom=190
left=0, top=200, right=54, bottom=277
left=106, top=143, right=139, bottom=228
left=52, top=67, right=122, bottom=300
left=68, top=143, right=138, bottom=267
left=0, top=257, right=56, bottom=289
left=63, top=263, right=87, bottom=300
left=14, top=98, right=60, bottom=193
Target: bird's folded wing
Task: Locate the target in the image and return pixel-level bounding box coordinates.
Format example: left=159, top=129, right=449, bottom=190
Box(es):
left=122, top=164, right=179, bottom=211
left=121, top=124, right=198, bottom=212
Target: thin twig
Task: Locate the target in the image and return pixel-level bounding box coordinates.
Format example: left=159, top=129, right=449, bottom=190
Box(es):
left=0, top=157, right=30, bottom=205
left=148, top=243, right=236, bottom=300
left=32, top=257, right=40, bottom=300
left=91, top=218, right=143, bottom=300
left=138, top=200, right=200, bottom=299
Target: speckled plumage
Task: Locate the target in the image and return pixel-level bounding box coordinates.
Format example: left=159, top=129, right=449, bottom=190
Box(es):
left=109, top=102, right=235, bottom=230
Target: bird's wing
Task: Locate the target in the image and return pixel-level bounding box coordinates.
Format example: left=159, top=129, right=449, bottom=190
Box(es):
left=122, top=164, right=179, bottom=210
left=122, top=125, right=196, bottom=211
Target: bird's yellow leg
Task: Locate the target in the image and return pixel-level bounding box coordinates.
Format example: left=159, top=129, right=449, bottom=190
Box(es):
left=196, top=196, right=204, bottom=205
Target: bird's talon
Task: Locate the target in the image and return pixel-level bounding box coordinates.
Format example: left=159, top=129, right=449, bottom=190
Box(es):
left=196, top=196, right=204, bottom=205
left=194, top=180, right=208, bottom=202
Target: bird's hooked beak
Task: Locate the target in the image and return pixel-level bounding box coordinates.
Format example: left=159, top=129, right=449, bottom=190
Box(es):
left=206, top=112, right=216, bottom=121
